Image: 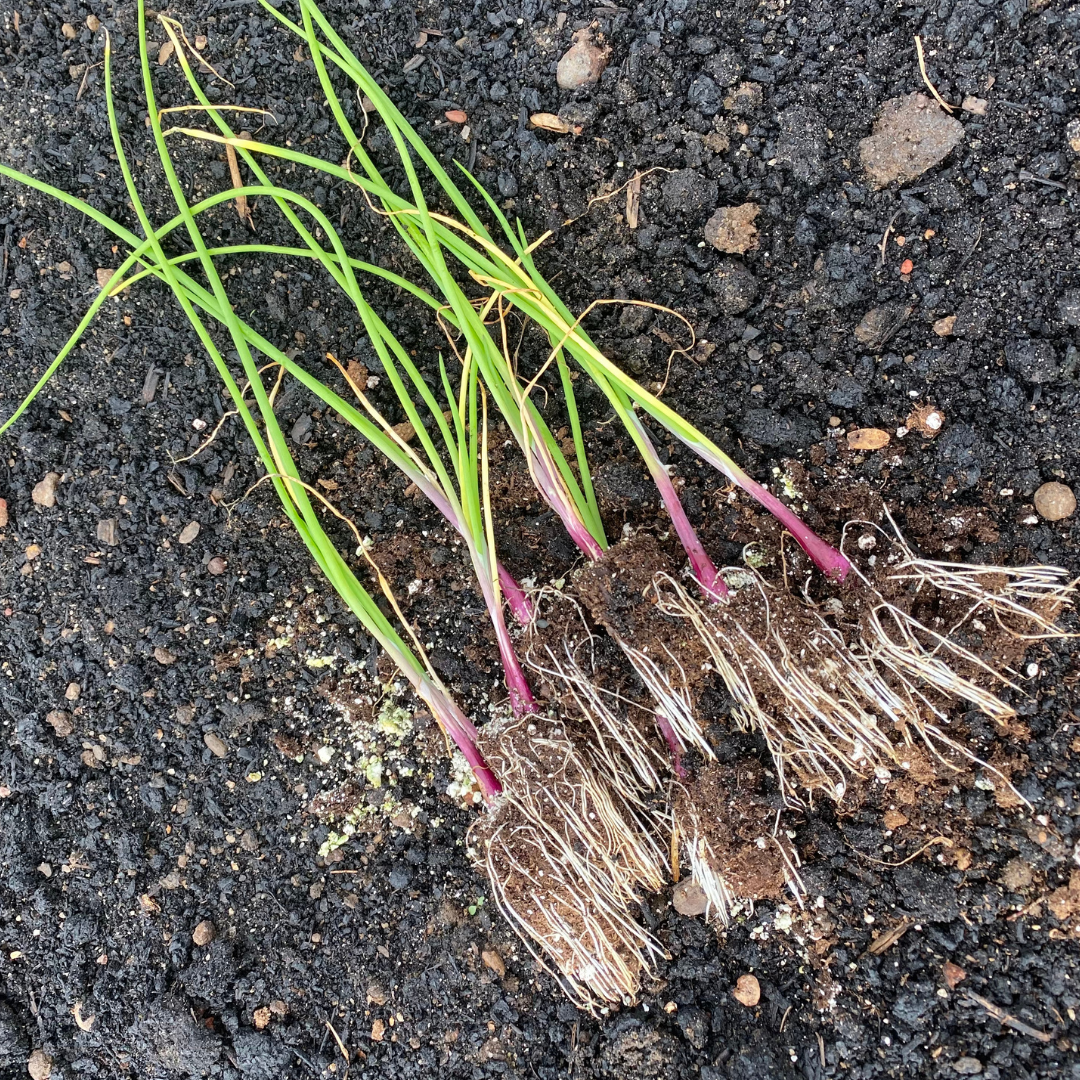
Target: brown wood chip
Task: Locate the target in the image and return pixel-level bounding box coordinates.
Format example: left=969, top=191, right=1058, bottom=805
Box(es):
left=867, top=918, right=913, bottom=955
left=626, top=173, right=641, bottom=230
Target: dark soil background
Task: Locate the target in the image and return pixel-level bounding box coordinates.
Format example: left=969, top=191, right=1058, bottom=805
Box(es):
left=2, top=0, right=1080, bottom=1076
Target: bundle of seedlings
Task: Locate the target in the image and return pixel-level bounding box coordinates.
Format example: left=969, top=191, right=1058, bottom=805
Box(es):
left=0, top=12, right=677, bottom=1010
left=173, top=0, right=1075, bottom=913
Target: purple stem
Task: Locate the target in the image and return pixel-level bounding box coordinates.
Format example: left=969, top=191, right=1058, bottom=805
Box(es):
left=530, top=446, right=605, bottom=561
left=653, top=711, right=688, bottom=779
left=739, top=474, right=852, bottom=582
left=476, top=564, right=538, bottom=717
left=411, top=471, right=533, bottom=624
left=423, top=681, right=503, bottom=799
left=675, top=435, right=852, bottom=582
left=498, top=565, right=534, bottom=625
left=631, top=422, right=729, bottom=601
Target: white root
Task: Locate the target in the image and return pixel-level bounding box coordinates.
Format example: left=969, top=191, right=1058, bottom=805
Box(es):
left=473, top=712, right=667, bottom=1012
left=649, top=516, right=1074, bottom=807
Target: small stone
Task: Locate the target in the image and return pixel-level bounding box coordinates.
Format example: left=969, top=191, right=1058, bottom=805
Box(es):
left=733, top=974, right=761, bottom=1007
left=482, top=949, right=506, bottom=978
left=27, top=1049, right=52, bottom=1080
left=154, top=647, right=177, bottom=666
left=203, top=732, right=229, bottom=758
left=38, top=862, right=52, bottom=878
left=1067, top=119, right=1080, bottom=154
left=933, top=315, right=957, bottom=337
left=445, top=109, right=467, bottom=124
left=32, top=472, right=60, bottom=508
left=854, top=304, right=908, bottom=349
left=178, top=521, right=200, bottom=544
left=704, top=202, right=759, bottom=254
left=1000, top=856, right=1033, bottom=891
left=672, top=877, right=709, bottom=917
left=859, top=93, right=964, bottom=188
left=46, top=711, right=73, bottom=738
left=961, top=96, right=988, bottom=116
left=24, top=544, right=41, bottom=562
left=86, top=14, right=100, bottom=30
left=371, top=1018, right=386, bottom=1041
left=194, top=35, right=207, bottom=50
left=192, top=919, right=215, bottom=946
left=954, top=1058, right=983, bottom=1076
left=207, top=556, right=227, bottom=575
left=1033, top=482, right=1075, bottom=522
left=65, top=682, right=81, bottom=701
left=0, top=497, right=7, bottom=528
left=943, top=961, right=967, bottom=989
left=556, top=31, right=609, bottom=90
left=61, top=22, right=77, bottom=38
left=253, top=1006, right=270, bottom=1030
left=96, top=519, right=119, bottom=546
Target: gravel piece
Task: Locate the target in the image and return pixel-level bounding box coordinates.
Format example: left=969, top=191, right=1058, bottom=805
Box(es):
left=96, top=518, right=119, bottom=546
left=192, top=920, right=215, bottom=946
left=672, top=878, right=709, bottom=917
left=859, top=93, right=964, bottom=187
left=45, top=711, right=72, bottom=737
left=704, top=203, right=759, bottom=254
left=733, top=974, right=760, bottom=1007
left=1033, top=482, right=1075, bottom=521
left=556, top=31, right=608, bottom=90
left=203, top=732, right=229, bottom=758
left=178, top=521, right=201, bottom=544
left=31, top=472, right=60, bottom=508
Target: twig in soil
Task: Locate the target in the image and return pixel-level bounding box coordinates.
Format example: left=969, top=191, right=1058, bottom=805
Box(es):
left=324, top=1019, right=350, bottom=1065
left=866, top=918, right=913, bottom=956
left=625, top=173, right=641, bottom=230
left=1, top=223, right=10, bottom=287
left=878, top=210, right=903, bottom=267
left=77, top=60, right=103, bottom=101
left=914, top=36, right=957, bottom=114
left=1018, top=170, right=1068, bottom=191
left=848, top=836, right=953, bottom=869
left=563, top=166, right=671, bottom=227
left=966, top=990, right=1054, bottom=1043
left=225, top=142, right=255, bottom=229
left=1006, top=894, right=1048, bottom=922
